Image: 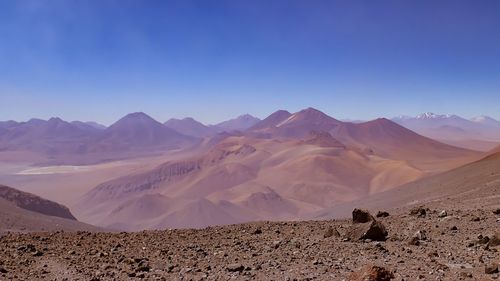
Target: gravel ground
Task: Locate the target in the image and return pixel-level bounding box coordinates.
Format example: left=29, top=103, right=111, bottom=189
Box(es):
left=0, top=207, right=499, bottom=280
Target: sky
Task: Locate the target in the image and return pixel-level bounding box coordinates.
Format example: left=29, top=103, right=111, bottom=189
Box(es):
left=1, top=0, right=500, bottom=125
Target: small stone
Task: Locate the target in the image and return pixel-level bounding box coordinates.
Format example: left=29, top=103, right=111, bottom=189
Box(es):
left=450, top=226, right=458, bottom=231
left=323, top=227, right=340, bottom=238
left=438, top=210, right=447, bottom=218
left=0, top=267, right=7, bottom=273
left=32, top=251, right=44, bottom=257
left=376, top=211, right=389, bottom=218
left=410, top=206, right=427, bottom=218
left=252, top=228, right=262, bottom=235
left=226, top=264, right=245, bottom=272
left=493, top=209, right=500, bottom=215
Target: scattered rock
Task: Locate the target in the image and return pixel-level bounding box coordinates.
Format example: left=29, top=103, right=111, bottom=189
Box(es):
left=438, top=210, right=447, bottom=218
left=349, top=265, right=394, bottom=281
left=376, top=211, right=389, bottom=218
left=493, top=209, right=500, bottom=215
left=252, top=228, right=262, bottom=235
left=409, top=230, right=427, bottom=246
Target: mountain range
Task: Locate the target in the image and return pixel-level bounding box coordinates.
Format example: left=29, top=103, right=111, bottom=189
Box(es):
left=392, top=112, right=500, bottom=151
left=71, top=108, right=482, bottom=230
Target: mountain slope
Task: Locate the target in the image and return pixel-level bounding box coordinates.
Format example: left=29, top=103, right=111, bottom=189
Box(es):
left=0, top=184, right=99, bottom=232
left=0, top=184, right=76, bottom=220
left=316, top=150, right=500, bottom=219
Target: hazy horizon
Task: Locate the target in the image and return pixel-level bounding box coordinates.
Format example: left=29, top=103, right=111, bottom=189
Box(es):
left=1, top=0, right=500, bottom=124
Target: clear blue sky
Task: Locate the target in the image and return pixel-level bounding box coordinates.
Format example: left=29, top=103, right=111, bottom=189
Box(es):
left=1, top=0, right=500, bottom=125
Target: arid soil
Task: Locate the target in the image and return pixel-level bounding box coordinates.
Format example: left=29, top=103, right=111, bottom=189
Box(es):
left=1, top=207, right=499, bottom=280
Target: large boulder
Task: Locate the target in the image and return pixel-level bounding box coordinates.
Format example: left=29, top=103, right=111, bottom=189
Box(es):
left=346, top=209, right=388, bottom=241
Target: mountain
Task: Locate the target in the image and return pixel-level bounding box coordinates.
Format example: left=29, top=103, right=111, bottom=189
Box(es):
left=164, top=117, right=216, bottom=138
left=0, top=184, right=99, bottom=232
left=392, top=113, right=500, bottom=149
left=248, top=110, right=292, bottom=131
left=90, top=112, right=199, bottom=152
left=214, top=114, right=261, bottom=131
left=471, top=115, right=500, bottom=128
left=72, top=121, right=107, bottom=130
left=332, top=118, right=477, bottom=162
left=0, top=117, right=99, bottom=155
left=248, top=108, right=342, bottom=138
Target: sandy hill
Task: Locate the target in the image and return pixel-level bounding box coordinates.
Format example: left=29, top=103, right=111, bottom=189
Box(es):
left=0, top=184, right=99, bottom=233
left=316, top=150, right=500, bottom=219
left=78, top=132, right=444, bottom=230
left=164, top=117, right=216, bottom=138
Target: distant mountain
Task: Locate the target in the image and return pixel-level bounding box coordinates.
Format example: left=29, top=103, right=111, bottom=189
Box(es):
left=214, top=114, right=260, bottom=131
left=332, top=118, right=476, bottom=161
left=248, top=108, right=342, bottom=138
left=392, top=113, right=500, bottom=147
left=164, top=117, right=216, bottom=138
left=471, top=115, right=500, bottom=128
left=90, top=112, right=198, bottom=151
left=72, top=121, right=107, bottom=130
left=0, top=117, right=99, bottom=155
left=248, top=110, right=292, bottom=131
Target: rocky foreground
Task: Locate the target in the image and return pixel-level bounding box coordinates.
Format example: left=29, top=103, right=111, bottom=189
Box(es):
left=0, top=207, right=499, bottom=281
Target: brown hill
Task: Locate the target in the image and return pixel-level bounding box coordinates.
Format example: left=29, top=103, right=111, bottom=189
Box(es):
left=0, top=184, right=76, bottom=220
left=78, top=135, right=426, bottom=230
left=317, top=150, right=500, bottom=219
left=0, top=185, right=99, bottom=233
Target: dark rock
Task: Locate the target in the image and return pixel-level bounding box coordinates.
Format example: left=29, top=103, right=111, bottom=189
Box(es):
left=226, top=264, right=245, bottom=272
left=493, top=209, right=500, bottom=215
left=353, top=209, right=374, bottom=223
left=376, top=211, right=389, bottom=218
left=252, top=228, right=262, bottom=235
left=347, top=220, right=388, bottom=241
left=0, top=267, right=7, bottom=273
left=410, top=206, right=427, bottom=218
left=485, top=263, right=499, bottom=274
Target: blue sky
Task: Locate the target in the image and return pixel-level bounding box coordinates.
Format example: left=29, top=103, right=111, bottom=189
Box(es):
left=1, top=0, right=500, bottom=125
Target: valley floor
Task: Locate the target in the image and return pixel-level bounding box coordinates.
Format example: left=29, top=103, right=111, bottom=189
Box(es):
left=0, top=206, right=499, bottom=280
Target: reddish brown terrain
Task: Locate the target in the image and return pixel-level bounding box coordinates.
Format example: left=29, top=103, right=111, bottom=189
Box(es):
left=0, top=108, right=499, bottom=280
